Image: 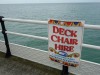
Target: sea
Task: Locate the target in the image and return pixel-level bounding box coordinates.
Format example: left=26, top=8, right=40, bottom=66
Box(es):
left=0, top=3, right=100, bottom=63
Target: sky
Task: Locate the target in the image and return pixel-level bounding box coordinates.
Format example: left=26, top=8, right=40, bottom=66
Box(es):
left=0, top=0, right=100, bottom=4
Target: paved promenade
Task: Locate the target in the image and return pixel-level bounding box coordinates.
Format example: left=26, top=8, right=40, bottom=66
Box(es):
left=0, top=52, right=61, bottom=75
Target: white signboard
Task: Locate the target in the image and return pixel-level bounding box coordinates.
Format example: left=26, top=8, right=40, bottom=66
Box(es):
left=48, top=19, right=84, bottom=67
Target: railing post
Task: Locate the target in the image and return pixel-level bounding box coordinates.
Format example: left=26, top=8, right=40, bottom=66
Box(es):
left=0, top=16, right=11, bottom=58
left=61, top=65, right=69, bottom=75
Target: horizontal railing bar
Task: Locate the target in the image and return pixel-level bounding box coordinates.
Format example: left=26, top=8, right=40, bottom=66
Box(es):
left=5, top=31, right=100, bottom=50
left=6, top=31, right=48, bottom=41
left=2, top=18, right=48, bottom=25
left=84, top=24, right=100, bottom=30
left=2, top=18, right=100, bottom=30
left=82, top=44, right=100, bottom=50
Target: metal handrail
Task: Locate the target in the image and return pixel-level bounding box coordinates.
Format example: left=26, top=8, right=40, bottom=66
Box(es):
left=6, top=31, right=48, bottom=41
left=6, top=31, right=100, bottom=50
left=82, top=44, right=100, bottom=50
left=2, top=18, right=100, bottom=30
left=0, top=30, right=99, bottom=50
left=0, top=18, right=100, bottom=51
left=2, top=18, right=48, bottom=25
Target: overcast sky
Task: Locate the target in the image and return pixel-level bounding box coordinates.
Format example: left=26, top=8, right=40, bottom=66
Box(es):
left=0, top=0, right=100, bottom=4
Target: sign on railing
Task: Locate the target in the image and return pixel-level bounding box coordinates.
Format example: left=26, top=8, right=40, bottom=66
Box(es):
left=48, top=19, right=84, bottom=67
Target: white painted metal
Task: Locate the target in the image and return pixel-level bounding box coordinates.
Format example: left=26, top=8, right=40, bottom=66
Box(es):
left=6, top=31, right=48, bottom=41
left=2, top=18, right=100, bottom=29
left=82, top=44, right=100, bottom=50
left=84, top=24, right=100, bottom=30
left=2, top=18, right=48, bottom=25
left=5, top=31, right=100, bottom=50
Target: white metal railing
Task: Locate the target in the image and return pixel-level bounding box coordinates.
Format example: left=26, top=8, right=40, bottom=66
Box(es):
left=2, top=18, right=48, bottom=25
left=2, top=31, right=100, bottom=50
left=1, top=18, right=100, bottom=51
left=6, top=31, right=48, bottom=41
left=2, top=18, right=100, bottom=30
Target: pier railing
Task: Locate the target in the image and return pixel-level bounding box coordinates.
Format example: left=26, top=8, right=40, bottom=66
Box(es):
left=0, top=16, right=100, bottom=75
left=1, top=18, right=100, bottom=50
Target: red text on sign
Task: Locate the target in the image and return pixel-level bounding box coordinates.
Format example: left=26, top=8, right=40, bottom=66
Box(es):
left=51, top=35, right=78, bottom=45
left=53, top=26, right=77, bottom=37
left=55, top=44, right=74, bottom=52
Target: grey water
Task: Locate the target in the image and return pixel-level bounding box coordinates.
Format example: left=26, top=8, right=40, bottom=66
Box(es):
left=0, top=3, right=100, bottom=63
